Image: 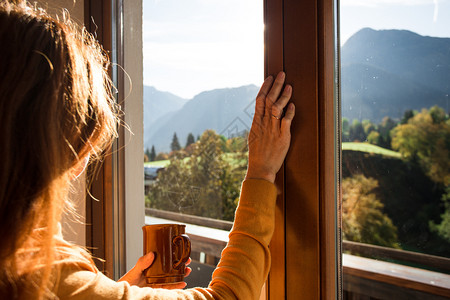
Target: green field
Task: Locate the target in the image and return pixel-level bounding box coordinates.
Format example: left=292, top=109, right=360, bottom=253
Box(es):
left=342, top=142, right=401, bottom=158
left=145, top=152, right=247, bottom=169
left=144, top=160, right=170, bottom=168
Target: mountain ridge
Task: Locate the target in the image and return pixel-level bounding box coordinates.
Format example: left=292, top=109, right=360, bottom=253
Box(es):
left=144, top=28, right=450, bottom=152
left=341, top=28, right=450, bottom=122
left=144, top=85, right=258, bottom=152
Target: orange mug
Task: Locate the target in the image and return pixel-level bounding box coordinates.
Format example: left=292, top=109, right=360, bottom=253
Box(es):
left=142, top=224, right=191, bottom=284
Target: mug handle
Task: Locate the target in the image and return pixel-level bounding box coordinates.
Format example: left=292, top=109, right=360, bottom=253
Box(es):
left=172, top=234, right=191, bottom=270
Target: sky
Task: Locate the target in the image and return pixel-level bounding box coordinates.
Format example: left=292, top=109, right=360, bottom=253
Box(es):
left=143, top=0, right=450, bottom=99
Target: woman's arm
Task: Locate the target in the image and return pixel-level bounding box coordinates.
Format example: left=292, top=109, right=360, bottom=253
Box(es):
left=205, top=71, right=295, bottom=298
left=57, top=72, right=294, bottom=300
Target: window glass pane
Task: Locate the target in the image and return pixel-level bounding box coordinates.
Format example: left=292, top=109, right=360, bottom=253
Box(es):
left=142, top=0, right=263, bottom=287
left=340, top=0, right=450, bottom=297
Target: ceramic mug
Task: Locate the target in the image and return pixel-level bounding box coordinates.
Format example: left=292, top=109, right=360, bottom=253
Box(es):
left=142, top=224, right=191, bottom=284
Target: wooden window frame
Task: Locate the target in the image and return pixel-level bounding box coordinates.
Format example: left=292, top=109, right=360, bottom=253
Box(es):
left=265, top=0, right=340, bottom=299
left=78, top=0, right=450, bottom=298
left=84, top=0, right=127, bottom=280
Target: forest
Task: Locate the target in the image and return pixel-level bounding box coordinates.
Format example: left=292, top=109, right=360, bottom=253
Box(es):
left=145, top=106, right=450, bottom=257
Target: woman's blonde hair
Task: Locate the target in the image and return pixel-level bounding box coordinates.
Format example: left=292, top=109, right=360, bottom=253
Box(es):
left=0, top=1, right=118, bottom=298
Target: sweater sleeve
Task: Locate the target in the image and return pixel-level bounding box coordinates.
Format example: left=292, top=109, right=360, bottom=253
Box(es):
left=57, top=179, right=277, bottom=300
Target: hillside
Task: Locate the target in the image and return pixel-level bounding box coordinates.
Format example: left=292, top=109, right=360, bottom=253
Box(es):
left=342, top=150, right=448, bottom=256
left=342, top=28, right=450, bottom=122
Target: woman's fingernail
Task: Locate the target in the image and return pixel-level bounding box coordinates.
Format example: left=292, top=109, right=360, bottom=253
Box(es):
left=278, top=71, right=285, bottom=79
left=285, top=85, right=292, bottom=92
left=265, top=75, right=274, bottom=81
left=289, top=103, right=295, bottom=110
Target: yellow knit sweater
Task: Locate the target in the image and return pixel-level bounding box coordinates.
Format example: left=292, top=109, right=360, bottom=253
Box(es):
left=56, top=179, right=277, bottom=299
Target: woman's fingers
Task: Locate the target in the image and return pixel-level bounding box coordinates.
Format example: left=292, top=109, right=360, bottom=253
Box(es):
left=271, top=84, right=292, bottom=121
left=281, top=103, right=295, bottom=136
left=246, top=70, right=295, bottom=183
left=254, top=75, right=274, bottom=121
left=265, top=71, right=286, bottom=116
left=118, top=252, right=156, bottom=286
left=185, top=267, right=192, bottom=277
left=138, top=252, right=155, bottom=272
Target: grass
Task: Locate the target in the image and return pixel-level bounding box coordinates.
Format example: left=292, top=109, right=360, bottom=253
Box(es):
left=342, top=142, right=402, bottom=159
left=144, top=152, right=247, bottom=169
left=144, top=160, right=170, bottom=167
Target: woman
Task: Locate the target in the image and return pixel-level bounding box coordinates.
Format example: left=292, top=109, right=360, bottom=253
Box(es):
left=0, top=1, right=295, bottom=299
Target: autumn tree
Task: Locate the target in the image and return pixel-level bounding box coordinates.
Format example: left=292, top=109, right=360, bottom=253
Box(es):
left=367, top=131, right=380, bottom=145
left=391, top=106, right=449, bottom=185
left=362, top=119, right=376, bottom=137
left=147, top=130, right=244, bottom=221
left=155, top=152, right=168, bottom=161
left=392, top=107, right=450, bottom=242
left=226, top=135, right=247, bottom=153
left=342, top=174, right=399, bottom=248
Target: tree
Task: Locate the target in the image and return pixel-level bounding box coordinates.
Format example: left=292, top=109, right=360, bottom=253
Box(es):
left=362, top=119, right=376, bottom=137
left=226, top=136, right=247, bottom=153
left=185, top=133, right=195, bottom=148
left=342, top=175, right=399, bottom=248
left=342, top=118, right=350, bottom=142
left=367, top=131, right=380, bottom=145
left=171, top=132, right=181, bottom=151
left=392, top=107, right=450, bottom=243
left=391, top=106, right=450, bottom=185
left=155, top=152, right=168, bottom=161
left=150, top=145, right=156, bottom=161
left=430, top=186, right=450, bottom=243
left=401, top=109, right=415, bottom=124
left=349, top=120, right=366, bottom=142
left=148, top=130, right=243, bottom=221
left=378, top=117, right=396, bottom=149
left=144, top=148, right=151, bottom=162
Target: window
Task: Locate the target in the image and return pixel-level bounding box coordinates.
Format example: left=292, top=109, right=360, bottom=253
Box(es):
left=86, top=0, right=450, bottom=298
left=340, top=1, right=450, bottom=298
left=87, top=0, right=341, bottom=296
left=142, top=0, right=264, bottom=287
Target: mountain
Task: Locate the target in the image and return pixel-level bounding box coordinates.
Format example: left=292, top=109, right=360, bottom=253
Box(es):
left=144, top=85, right=258, bottom=152
left=342, top=28, right=450, bottom=122
left=144, top=29, right=450, bottom=152
left=143, top=86, right=188, bottom=143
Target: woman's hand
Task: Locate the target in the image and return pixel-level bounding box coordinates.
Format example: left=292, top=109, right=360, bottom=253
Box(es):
left=118, top=252, right=192, bottom=289
left=245, top=71, right=295, bottom=183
